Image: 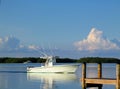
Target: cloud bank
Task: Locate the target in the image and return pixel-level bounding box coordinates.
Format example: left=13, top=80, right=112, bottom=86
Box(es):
left=0, top=36, right=41, bottom=57
left=0, top=28, right=120, bottom=58
left=74, top=28, right=120, bottom=51
left=0, top=36, right=67, bottom=58
left=0, top=36, right=78, bottom=58
left=0, top=36, right=21, bottom=51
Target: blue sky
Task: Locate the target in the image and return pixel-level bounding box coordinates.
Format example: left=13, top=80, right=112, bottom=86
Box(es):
left=0, top=0, right=120, bottom=58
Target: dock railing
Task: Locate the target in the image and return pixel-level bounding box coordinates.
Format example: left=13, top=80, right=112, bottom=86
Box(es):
left=81, top=62, right=120, bottom=89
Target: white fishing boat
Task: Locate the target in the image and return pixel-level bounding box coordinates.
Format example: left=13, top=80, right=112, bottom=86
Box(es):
left=27, top=55, right=79, bottom=73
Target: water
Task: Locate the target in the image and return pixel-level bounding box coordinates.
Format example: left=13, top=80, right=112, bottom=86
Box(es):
left=0, top=63, right=116, bottom=89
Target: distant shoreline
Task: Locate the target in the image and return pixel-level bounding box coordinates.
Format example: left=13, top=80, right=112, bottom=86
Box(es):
left=0, top=57, right=120, bottom=63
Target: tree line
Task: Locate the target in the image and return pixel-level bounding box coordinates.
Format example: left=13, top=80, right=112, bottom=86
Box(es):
left=0, top=57, right=76, bottom=63
left=0, top=57, right=120, bottom=63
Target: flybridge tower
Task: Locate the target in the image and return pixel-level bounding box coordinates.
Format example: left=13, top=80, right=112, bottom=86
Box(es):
left=45, top=56, right=56, bottom=67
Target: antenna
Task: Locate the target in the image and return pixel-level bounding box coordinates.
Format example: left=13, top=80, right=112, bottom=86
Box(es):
left=32, top=45, right=48, bottom=57
left=40, top=43, right=48, bottom=56
left=48, top=43, right=54, bottom=56
left=37, top=49, right=48, bottom=57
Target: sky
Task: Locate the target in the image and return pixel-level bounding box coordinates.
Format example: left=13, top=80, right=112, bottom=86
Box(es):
left=0, top=0, right=120, bottom=58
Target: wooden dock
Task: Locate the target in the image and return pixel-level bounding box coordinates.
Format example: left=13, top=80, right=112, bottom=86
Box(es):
left=81, top=63, right=120, bottom=89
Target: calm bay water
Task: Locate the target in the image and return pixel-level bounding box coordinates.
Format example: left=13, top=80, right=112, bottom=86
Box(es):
left=0, top=63, right=116, bottom=89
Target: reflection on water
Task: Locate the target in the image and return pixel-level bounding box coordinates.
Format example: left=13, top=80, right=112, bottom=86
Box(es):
left=88, top=88, right=97, bottom=89
left=27, top=73, right=77, bottom=89
left=0, top=63, right=116, bottom=89
left=0, top=73, right=8, bottom=89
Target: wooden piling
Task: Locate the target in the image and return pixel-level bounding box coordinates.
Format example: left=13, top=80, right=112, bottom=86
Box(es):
left=98, top=63, right=102, bottom=79
left=116, top=63, right=120, bottom=89
left=98, top=63, right=102, bottom=89
left=81, top=62, right=86, bottom=89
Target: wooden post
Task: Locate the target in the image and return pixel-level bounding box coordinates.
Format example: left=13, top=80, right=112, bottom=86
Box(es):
left=116, top=63, right=120, bottom=89
left=98, top=63, right=102, bottom=78
left=98, top=63, right=102, bottom=89
left=82, top=62, right=86, bottom=89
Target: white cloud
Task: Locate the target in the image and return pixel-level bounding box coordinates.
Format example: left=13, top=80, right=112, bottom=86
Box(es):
left=28, top=45, right=40, bottom=50
left=0, top=36, right=63, bottom=57
left=0, top=36, right=20, bottom=51
left=0, top=36, right=40, bottom=52
left=74, top=28, right=120, bottom=51
left=0, top=36, right=41, bottom=57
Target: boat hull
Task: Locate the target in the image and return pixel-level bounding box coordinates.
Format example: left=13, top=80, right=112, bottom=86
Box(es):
left=27, top=64, right=79, bottom=73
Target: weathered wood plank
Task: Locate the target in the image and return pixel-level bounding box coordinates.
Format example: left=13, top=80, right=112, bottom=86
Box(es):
left=85, top=78, right=116, bottom=85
